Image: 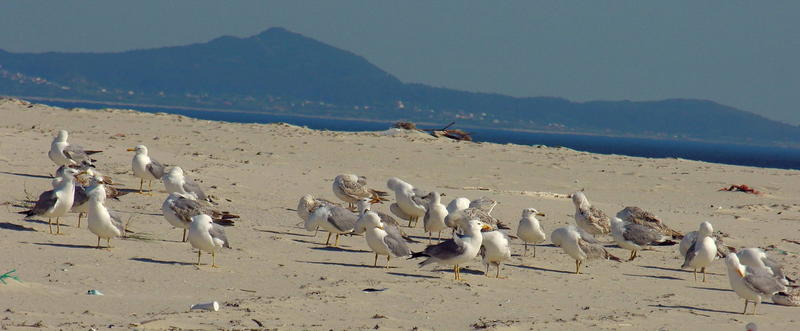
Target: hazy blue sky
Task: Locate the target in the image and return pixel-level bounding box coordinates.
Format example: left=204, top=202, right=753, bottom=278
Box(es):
left=1, top=1, right=798, bottom=124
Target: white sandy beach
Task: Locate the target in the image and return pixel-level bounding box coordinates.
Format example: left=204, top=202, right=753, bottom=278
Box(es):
left=0, top=97, right=798, bottom=330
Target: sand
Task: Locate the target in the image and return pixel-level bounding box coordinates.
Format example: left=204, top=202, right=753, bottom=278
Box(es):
left=0, top=97, right=798, bottom=330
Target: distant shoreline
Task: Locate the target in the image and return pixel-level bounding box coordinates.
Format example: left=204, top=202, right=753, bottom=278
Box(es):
left=10, top=95, right=800, bottom=149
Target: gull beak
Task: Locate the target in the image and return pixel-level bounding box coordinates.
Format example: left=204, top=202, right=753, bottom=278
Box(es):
left=126, top=148, right=136, bottom=152
left=736, top=268, right=745, bottom=278
left=537, top=212, right=546, bottom=217
left=481, top=224, right=493, bottom=231
left=377, top=225, right=384, bottom=230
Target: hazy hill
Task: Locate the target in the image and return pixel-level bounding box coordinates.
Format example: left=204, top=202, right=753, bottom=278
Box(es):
left=2, top=27, right=799, bottom=146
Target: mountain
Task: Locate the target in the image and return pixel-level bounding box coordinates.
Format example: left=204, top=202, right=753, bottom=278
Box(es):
left=2, top=27, right=799, bottom=146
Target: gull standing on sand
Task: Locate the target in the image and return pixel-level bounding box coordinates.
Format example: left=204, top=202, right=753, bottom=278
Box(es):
left=556, top=226, right=622, bottom=274
left=387, top=177, right=427, bottom=227
left=188, top=214, right=231, bottom=268
left=445, top=207, right=509, bottom=233
left=19, top=168, right=80, bottom=234
left=353, top=199, right=410, bottom=238
left=410, top=219, right=492, bottom=280
left=610, top=217, right=676, bottom=261
left=48, top=130, right=101, bottom=167
left=361, top=211, right=412, bottom=268
left=305, top=205, right=358, bottom=246
left=480, top=228, right=512, bottom=278
left=517, top=208, right=547, bottom=258
left=571, top=191, right=611, bottom=236
left=86, top=179, right=126, bottom=248
left=680, top=221, right=717, bottom=282
left=297, top=194, right=342, bottom=237
left=51, top=166, right=89, bottom=228
left=616, top=206, right=683, bottom=238
left=423, top=192, right=448, bottom=243
left=163, top=166, right=210, bottom=203
left=332, top=174, right=388, bottom=208
left=551, top=225, right=600, bottom=248
left=128, top=145, right=165, bottom=193
left=162, top=193, right=238, bottom=242
left=725, top=253, right=786, bottom=315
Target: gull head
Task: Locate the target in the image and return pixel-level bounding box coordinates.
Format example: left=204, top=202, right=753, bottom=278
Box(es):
left=425, top=191, right=443, bottom=204
left=699, top=221, right=714, bottom=237
left=168, top=166, right=184, bottom=177
left=725, top=253, right=746, bottom=278
left=522, top=208, right=546, bottom=218
left=357, top=198, right=371, bottom=214
left=386, top=177, right=404, bottom=191
left=56, top=130, right=69, bottom=142
left=190, top=213, right=213, bottom=229
left=362, top=211, right=383, bottom=229
left=127, top=145, right=148, bottom=155
left=571, top=191, right=588, bottom=207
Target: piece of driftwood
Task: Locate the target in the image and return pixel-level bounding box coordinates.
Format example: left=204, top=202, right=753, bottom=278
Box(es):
left=393, top=121, right=472, bottom=141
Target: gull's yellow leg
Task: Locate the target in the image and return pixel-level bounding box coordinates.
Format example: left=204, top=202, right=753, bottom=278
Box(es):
left=182, top=229, right=187, bottom=242
left=385, top=256, right=391, bottom=269
left=77, top=213, right=82, bottom=228
left=56, top=217, right=62, bottom=234
left=743, top=300, right=748, bottom=314
left=374, top=253, right=378, bottom=267
left=48, top=218, right=53, bottom=234
left=325, top=233, right=332, bottom=245
left=533, top=244, right=537, bottom=258
left=212, top=251, right=219, bottom=268
left=693, top=269, right=697, bottom=281
left=334, top=234, right=340, bottom=247
left=702, top=267, right=707, bottom=282
left=96, top=237, right=101, bottom=249
left=138, top=179, right=143, bottom=193
left=197, top=250, right=202, bottom=265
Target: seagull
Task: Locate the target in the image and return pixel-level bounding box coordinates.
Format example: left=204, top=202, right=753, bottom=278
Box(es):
left=571, top=191, right=610, bottom=236
left=353, top=198, right=413, bottom=240
left=680, top=222, right=717, bottom=281
left=616, top=206, right=683, bottom=238
left=446, top=197, right=470, bottom=214
left=556, top=225, right=622, bottom=274
left=361, top=211, right=412, bottom=268
left=296, top=194, right=342, bottom=237
left=772, top=288, right=800, bottom=306
left=551, top=225, right=600, bottom=248
left=47, top=130, right=101, bottom=167
left=188, top=214, right=231, bottom=268
left=610, top=217, right=676, bottom=261
left=305, top=205, right=358, bottom=246
left=128, top=145, right=165, bottom=194
left=410, top=218, right=491, bottom=280
left=480, top=228, right=511, bottom=278
left=423, top=191, right=448, bottom=243
left=680, top=225, right=736, bottom=259
left=517, top=208, right=547, bottom=258
left=19, top=167, right=80, bottom=234
left=725, top=252, right=786, bottom=315
left=738, top=247, right=793, bottom=286
left=163, top=166, right=210, bottom=203
left=162, top=192, right=239, bottom=242
left=86, top=181, right=126, bottom=248
left=387, top=177, right=427, bottom=227
left=51, top=166, right=89, bottom=228
left=445, top=207, right=509, bottom=233
left=332, top=174, right=388, bottom=208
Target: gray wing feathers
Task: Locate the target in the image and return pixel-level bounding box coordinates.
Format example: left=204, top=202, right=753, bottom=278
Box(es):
left=682, top=239, right=699, bottom=268
left=623, top=223, right=663, bottom=245
left=30, top=190, right=58, bottom=215
left=63, top=144, right=89, bottom=160
left=183, top=178, right=207, bottom=201
left=745, top=269, right=787, bottom=295
left=383, top=226, right=412, bottom=257
left=327, top=206, right=357, bottom=232
left=209, top=223, right=231, bottom=248
left=424, top=238, right=465, bottom=260
left=147, top=159, right=165, bottom=179
left=172, top=197, right=203, bottom=223
left=763, top=257, right=787, bottom=280
left=73, top=186, right=89, bottom=207
left=108, top=210, right=125, bottom=232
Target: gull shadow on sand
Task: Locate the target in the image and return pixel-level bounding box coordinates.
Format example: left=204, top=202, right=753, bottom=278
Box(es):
left=387, top=272, right=439, bottom=279
left=641, top=265, right=726, bottom=276
left=296, top=260, right=383, bottom=269
left=32, top=242, right=99, bottom=249
left=0, top=222, right=36, bottom=232
left=623, top=273, right=683, bottom=281
left=309, top=246, right=370, bottom=253
left=689, top=286, right=733, bottom=293
left=0, top=171, right=53, bottom=180
left=256, top=229, right=314, bottom=238
left=130, top=257, right=196, bottom=266
left=508, top=264, right=574, bottom=275
left=648, top=304, right=739, bottom=315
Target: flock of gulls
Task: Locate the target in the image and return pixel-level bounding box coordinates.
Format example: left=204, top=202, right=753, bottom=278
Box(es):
left=12, top=129, right=800, bottom=319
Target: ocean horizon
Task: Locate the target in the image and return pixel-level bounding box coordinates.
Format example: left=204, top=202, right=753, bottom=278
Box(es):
left=34, top=99, right=800, bottom=171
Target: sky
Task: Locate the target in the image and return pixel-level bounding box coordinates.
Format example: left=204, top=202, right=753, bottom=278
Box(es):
left=1, top=1, right=798, bottom=125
